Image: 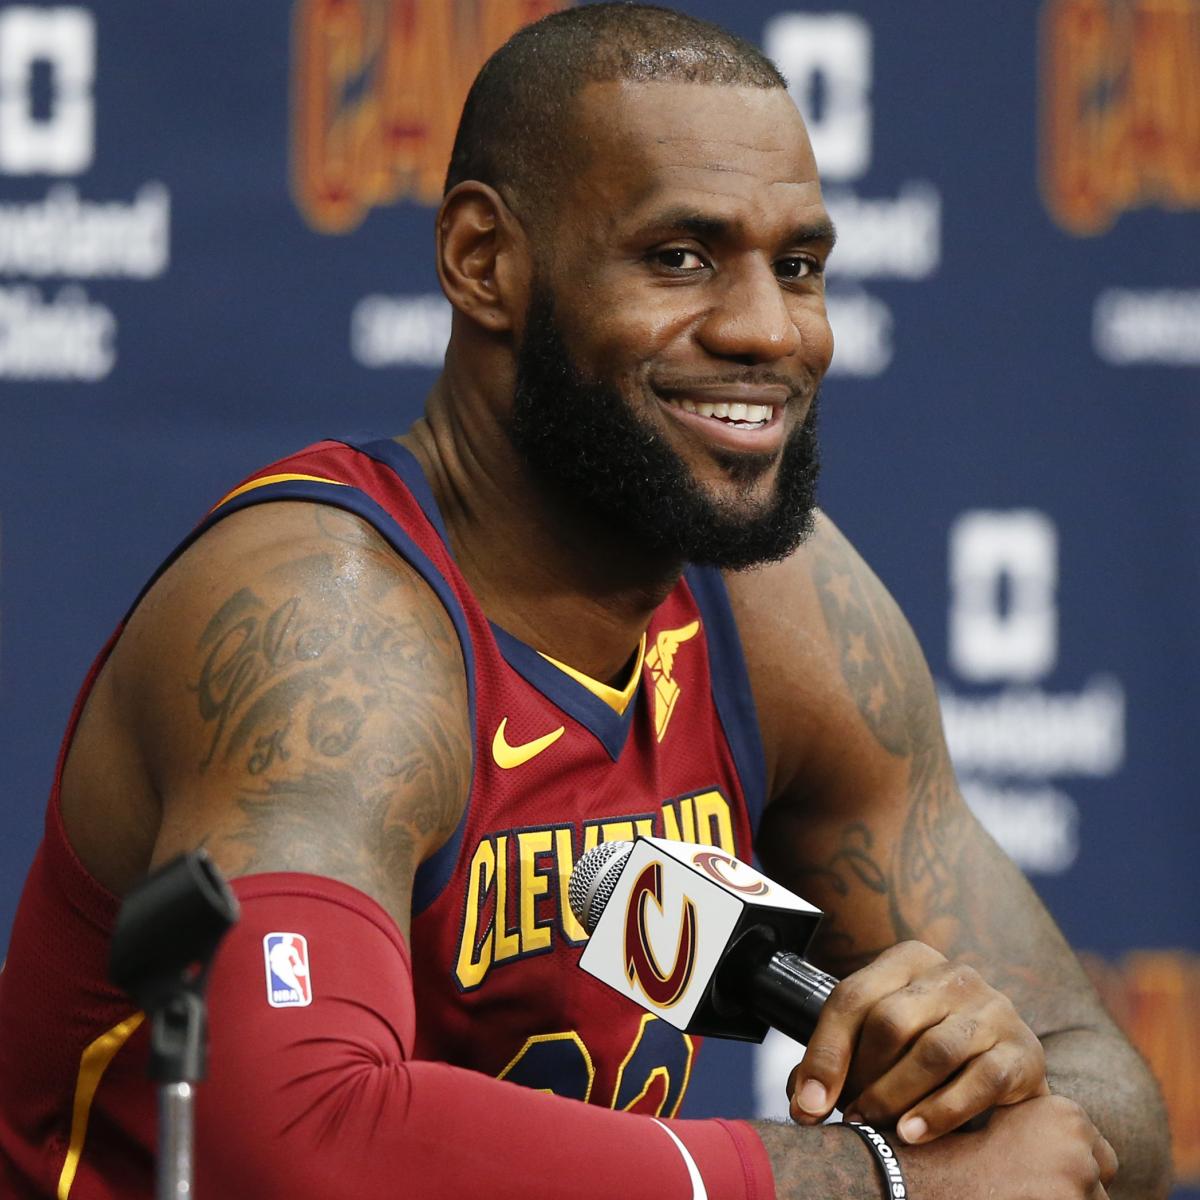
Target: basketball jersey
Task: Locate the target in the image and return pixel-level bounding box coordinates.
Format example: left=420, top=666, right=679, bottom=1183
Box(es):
left=0, top=435, right=767, bottom=1197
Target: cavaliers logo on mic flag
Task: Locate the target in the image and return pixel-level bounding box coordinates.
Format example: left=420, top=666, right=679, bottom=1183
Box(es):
left=578, top=836, right=823, bottom=1037
left=624, top=861, right=698, bottom=1009
left=263, top=932, right=312, bottom=1008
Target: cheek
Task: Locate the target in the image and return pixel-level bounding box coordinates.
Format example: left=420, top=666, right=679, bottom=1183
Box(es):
left=578, top=301, right=689, bottom=377
left=796, top=304, right=835, bottom=375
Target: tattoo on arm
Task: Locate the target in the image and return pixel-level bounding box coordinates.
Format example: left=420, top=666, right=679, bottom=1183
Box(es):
left=183, top=511, right=470, bottom=927
left=807, top=537, right=970, bottom=961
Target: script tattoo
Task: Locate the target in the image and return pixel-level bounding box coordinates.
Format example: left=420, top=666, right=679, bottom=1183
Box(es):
left=188, top=514, right=469, bottom=927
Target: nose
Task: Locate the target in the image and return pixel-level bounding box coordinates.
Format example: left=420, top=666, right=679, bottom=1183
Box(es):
left=696, top=259, right=803, bottom=363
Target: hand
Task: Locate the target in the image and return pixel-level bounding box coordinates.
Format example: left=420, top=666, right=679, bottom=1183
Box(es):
left=787, top=941, right=1049, bottom=1142
left=904, top=1095, right=1119, bottom=1200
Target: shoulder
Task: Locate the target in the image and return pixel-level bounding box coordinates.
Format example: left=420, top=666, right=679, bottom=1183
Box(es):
left=723, top=511, right=931, bottom=799
left=89, top=498, right=472, bottom=932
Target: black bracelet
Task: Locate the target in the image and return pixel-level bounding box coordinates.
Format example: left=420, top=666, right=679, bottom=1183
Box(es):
left=841, top=1121, right=909, bottom=1200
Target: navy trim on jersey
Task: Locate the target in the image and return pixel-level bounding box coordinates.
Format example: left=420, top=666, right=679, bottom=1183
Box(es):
left=344, top=433, right=642, bottom=762
left=683, top=566, right=767, bottom=837
left=125, top=477, right=479, bottom=918
left=490, top=624, right=639, bottom=762
left=338, top=436, right=452, bottom=548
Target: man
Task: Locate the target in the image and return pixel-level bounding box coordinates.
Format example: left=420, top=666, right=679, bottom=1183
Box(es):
left=0, top=5, right=1170, bottom=1199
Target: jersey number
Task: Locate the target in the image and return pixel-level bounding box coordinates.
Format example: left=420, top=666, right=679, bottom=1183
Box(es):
left=497, top=1013, right=694, bottom=1117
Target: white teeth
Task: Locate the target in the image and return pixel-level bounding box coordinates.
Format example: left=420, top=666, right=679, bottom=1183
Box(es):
left=667, top=397, right=773, bottom=426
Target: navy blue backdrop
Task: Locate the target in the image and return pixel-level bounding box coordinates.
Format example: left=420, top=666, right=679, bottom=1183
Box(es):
left=1, top=0, right=1197, bottom=1191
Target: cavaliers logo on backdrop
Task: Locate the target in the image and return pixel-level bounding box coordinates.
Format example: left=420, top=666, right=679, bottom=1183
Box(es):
left=1083, top=950, right=1200, bottom=1186
left=1040, top=0, right=1200, bottom=235
left=291, top=0, right=568, bottom=232
left=623, top=861, right=698, bottom=1009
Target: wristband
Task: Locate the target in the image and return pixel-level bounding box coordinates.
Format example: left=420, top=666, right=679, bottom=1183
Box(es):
left=841, top=1121, right=909, bottom=1200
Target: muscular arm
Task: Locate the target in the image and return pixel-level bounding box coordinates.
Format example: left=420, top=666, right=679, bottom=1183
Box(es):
left=96, top=501, right=771, bottom=1199
left=133, top=500, right=470, bottom=935
left=729, top=514, right=1171, bottom=1199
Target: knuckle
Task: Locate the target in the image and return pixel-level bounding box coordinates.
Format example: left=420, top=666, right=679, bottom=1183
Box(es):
left=829, top=976, right=869, bottom=1014
left=915, top=1030, right=960, bottom=1073
left=946, top=961, right=982, bottom=992
left=867, top=994, right=919, bottom=1046
left=977, top=1050, right=1016, bottom=1095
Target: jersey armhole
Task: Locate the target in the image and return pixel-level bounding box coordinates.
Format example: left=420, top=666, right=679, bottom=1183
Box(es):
left=683, top=566, right=768, bottom=839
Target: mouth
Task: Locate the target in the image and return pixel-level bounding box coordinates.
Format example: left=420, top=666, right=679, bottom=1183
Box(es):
left=655, top=385, right=790, bottom=452
left=666, top=397, right=775, bottom=430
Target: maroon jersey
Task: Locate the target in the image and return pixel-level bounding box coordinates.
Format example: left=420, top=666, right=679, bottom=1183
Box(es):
left=0, top=436, right=767, bottom=1197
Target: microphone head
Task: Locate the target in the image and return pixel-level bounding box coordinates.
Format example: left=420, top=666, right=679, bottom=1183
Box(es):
left=568, top=840, right=634, bottom=933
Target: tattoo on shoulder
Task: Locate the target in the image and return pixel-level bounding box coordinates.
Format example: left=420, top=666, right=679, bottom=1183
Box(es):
left=810, top=548, right=912, bottom=756
left=186, top=527, right=469, bottom=915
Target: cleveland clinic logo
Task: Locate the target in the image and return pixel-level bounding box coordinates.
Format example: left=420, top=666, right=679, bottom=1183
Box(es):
left=622, top=861, right=697, bottom=1009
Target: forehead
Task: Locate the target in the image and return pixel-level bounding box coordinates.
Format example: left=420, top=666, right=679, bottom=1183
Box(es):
left=563, top=80, right=824, bottom=235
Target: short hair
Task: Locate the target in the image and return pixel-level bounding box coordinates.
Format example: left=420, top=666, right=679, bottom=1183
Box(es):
left=444, top=3, right=786, bottom=217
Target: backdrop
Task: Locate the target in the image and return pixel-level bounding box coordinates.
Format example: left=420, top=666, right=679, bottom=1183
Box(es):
left=1, top=0, right=1196, bottom=1192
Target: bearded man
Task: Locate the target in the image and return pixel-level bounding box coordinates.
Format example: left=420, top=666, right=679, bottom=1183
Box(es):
left=0, top=6, right=1170, bottom=1199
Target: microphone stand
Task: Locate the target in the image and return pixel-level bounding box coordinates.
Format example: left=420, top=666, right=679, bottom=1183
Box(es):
left=109, top=851, right=239, bottom=1200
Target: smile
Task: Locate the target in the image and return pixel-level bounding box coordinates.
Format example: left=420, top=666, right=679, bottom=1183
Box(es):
left=656, top=391, right=788, bottom=453
left=665, top=398, right=773, bottom=429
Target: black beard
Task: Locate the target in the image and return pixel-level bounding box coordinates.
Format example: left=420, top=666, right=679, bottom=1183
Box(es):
left=507, top=287, right=821, bottom=572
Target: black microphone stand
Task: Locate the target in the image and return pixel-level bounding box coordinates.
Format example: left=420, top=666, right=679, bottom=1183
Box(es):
left=109, top=851, right=239, bottom=1200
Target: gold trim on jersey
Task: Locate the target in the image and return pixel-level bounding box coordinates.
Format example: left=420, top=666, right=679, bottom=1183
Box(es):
left=212, top=472, right=348, bottom=511
left=57, top=1012, right=145, bottom=1200
left=539, top=633, right=646, bottom=716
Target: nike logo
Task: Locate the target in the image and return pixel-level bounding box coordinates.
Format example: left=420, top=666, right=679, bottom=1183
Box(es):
left=491, top=717, right=565, bottom=769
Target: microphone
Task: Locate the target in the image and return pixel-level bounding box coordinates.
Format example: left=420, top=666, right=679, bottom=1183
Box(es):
left=569, top=836, right=838, bottom=1044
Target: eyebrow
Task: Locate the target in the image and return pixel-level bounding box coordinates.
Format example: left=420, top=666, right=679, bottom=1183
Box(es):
left=640, top=207, right=838, bottom=249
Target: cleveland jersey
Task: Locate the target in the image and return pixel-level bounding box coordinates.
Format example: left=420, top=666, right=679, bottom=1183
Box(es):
left=0, top=435, right=767, bottom=1197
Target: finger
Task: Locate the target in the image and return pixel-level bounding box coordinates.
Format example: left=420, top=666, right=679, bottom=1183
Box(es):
left=889, top=1043, right=1048, bottom=1144
left=789, top=942, right=944, bottom=1123
left=843, top=976, right=959, bottom=1101
left=846, top=1010, right=997, bottom=1128
left=1094, top=1134, right=1119, bottom=1187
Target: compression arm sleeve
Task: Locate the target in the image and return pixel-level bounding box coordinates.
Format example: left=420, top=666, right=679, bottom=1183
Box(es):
left=194, top=874, right=775, bottom=1200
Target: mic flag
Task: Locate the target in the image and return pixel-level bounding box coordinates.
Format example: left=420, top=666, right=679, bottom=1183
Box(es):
left=571, top=836, right=836, bottom=1044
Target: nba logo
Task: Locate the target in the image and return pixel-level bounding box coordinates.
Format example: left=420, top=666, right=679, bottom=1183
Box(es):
left=263, top=932, right=312, bottom=1008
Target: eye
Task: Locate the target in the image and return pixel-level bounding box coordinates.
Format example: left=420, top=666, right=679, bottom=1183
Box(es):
left=775, top=255, right=819, bottom=280
left=653, top=248, right=709, bottom=272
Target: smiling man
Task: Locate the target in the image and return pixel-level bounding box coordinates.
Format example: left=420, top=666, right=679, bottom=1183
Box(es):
left=0, top=6, right=1171, bottom=1200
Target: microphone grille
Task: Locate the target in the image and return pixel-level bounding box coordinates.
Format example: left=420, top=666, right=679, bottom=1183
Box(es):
left=568, top=840, right=634, bottom=933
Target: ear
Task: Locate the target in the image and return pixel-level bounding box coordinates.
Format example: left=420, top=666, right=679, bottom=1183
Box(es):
left=436, top=182, right=530, bottom=335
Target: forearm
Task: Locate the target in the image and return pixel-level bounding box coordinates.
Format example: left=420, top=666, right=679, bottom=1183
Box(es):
left=752, top=1121, right=887, bottom=1200
left=199, top=874, right=773, bottom=1200
left=1043, top=1026, right=1173, bottom=1199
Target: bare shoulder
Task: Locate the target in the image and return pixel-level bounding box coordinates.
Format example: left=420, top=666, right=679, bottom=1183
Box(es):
left=723, top=511, right=928, bottom=798
left=65, top=500, right=472, bottom=937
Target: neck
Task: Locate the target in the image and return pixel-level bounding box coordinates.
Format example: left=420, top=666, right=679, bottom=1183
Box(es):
left=401, top=365, right=681, bottom=686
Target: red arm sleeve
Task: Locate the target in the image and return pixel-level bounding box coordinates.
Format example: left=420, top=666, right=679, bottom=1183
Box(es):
left=195, top=874, right=775, bottom=1200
